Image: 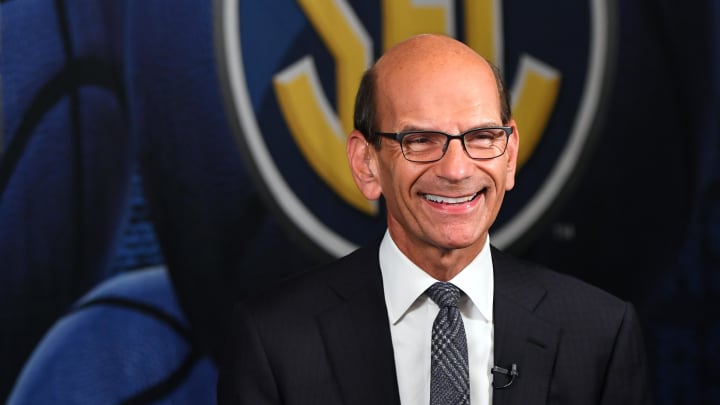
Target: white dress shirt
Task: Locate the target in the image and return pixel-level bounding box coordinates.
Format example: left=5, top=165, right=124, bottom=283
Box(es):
left=379, top=230, right=494, bottom=405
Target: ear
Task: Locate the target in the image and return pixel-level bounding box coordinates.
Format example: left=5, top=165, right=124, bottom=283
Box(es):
left=504, top=120, right=520, bottom=191
left=347, top=130, right=383, bottom=200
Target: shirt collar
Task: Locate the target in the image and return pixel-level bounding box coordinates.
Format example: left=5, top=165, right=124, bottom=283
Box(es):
left=379, top=230, right=494, bottom=324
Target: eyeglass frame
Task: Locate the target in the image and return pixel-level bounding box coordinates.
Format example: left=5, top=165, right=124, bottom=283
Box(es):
left=372, top=126, right=513, bottom=163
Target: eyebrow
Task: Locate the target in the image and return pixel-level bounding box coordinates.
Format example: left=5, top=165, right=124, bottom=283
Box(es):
left=396, top=122, right=503, bottom=133
left=396, top=124, right=427, bottom=132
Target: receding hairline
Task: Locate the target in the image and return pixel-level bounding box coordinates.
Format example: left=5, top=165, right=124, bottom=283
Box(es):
left=376, top=34, right=490, bottom=72
left=353, top=34, right=512, bottom=142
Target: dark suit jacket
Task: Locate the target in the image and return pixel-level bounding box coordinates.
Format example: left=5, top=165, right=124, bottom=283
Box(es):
left=217, top=241, right=652, bottom=404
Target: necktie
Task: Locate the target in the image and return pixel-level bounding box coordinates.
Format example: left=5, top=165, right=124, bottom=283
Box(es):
left=427, top=282, right=470, bottom=405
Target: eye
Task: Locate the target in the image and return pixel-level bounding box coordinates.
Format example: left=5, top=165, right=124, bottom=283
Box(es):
left=402, top=132, right=445, bottom=148
left=404, top=133, right=434, bottom=144
left=465, top=129, right=502, bottom=147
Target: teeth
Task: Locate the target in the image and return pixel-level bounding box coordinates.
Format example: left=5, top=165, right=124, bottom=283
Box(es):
left=424, top=193, right=478, bottom=204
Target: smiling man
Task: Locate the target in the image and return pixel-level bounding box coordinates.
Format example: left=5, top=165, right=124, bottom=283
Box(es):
left=218, top=34, right=652, bottom=405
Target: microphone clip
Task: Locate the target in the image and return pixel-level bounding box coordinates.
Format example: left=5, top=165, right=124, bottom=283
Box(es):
left=491, top=363, right=519, bottom=389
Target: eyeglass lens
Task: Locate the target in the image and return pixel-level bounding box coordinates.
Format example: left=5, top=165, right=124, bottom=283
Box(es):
left=401, top=128, right=508, bottom=162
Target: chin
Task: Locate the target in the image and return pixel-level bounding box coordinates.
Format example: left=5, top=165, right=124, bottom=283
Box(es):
left=435, top=232, right=485, bottom=251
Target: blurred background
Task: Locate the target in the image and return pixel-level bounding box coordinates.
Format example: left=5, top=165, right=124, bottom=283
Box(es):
left=1, top=1, right=718, bottom=404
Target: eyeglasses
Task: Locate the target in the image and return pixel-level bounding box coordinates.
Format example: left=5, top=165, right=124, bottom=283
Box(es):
left=374, top=126, right=513, bottom=163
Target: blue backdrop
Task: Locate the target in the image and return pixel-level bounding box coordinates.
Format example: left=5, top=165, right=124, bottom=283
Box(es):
left=1, top=1, right=718, bottom=403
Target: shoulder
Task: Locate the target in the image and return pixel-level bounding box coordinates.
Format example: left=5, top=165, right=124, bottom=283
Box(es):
left=236, top=240, right=381, bottom=323
left=490, top=249, right=652, bottom=401
left=491, top=247, right=631, bottom=323
left=491, top=247, right=646, bottom=364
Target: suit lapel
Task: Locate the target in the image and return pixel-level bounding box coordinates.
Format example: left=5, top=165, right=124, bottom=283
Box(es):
left=311, top=244, right=561, bottom=405
left=491, top=248, right=561, bottom=405
left=316, top=243, right=400, bottom=405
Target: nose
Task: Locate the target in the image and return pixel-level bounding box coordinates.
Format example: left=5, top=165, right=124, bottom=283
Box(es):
left=434, top=138, right=473, bottom=181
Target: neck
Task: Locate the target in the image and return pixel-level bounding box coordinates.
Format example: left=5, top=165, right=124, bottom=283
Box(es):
left=389, top=231, right=486, bottom=282
left=419, top=249, right=475, bottom=281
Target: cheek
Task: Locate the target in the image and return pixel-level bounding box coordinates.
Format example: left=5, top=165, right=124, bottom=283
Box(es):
left=378, top=167, right=425, bottom=215
left=486, top=160, right=513, bottom=191
left=377, top=156, right=413, bottom=190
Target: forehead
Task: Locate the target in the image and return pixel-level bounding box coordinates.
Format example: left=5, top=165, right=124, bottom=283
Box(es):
left=374, top=40, right=501, bottom=128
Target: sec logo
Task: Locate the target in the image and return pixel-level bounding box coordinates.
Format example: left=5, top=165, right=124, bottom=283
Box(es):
left=214, top=0, right=616, bottom=258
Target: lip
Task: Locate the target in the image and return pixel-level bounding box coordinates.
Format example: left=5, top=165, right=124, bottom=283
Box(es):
left=421, top=188, right=486, bottom=212
left=423, top=192, right=479, bottom=204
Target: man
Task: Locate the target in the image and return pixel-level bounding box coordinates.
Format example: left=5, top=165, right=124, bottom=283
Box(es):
left=217, top=34, right=652, bottom=404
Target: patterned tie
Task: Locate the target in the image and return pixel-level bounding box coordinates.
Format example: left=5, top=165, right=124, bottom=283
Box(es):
left=427, top=282, right=470, bottom=405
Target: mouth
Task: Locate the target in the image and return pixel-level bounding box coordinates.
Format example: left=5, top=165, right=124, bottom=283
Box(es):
left=422, top=189, right=484, bottom=204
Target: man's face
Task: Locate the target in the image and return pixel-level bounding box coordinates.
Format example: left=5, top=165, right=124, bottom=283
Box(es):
left=367, top=46, right=519, bottom=268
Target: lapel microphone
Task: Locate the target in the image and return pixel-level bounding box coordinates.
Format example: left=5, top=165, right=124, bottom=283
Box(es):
left=491, top=363, right=519, bottom=389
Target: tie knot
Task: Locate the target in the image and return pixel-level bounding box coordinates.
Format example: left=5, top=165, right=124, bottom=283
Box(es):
left=426, top=282, right=461, bottom=308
